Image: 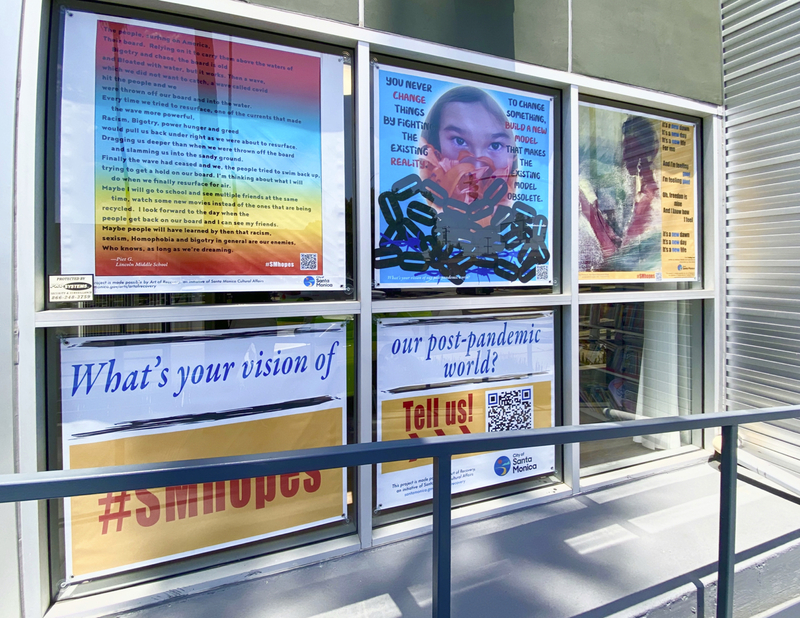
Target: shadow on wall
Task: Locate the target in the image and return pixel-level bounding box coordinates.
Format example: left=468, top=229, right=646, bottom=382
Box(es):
left=382, top=0, right=516, bottom=60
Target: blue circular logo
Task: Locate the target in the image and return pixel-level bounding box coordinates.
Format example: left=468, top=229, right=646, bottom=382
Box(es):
left=494, top=456, right=511, bottom=476
left=303, top=276, right=315, bottom=287
left=677, top=264, right=683, bottom=271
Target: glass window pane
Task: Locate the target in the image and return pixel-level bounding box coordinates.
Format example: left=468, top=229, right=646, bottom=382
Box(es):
left=371, top=56, right=562, bottom=301
left=579, top=300, right=700, bottom=473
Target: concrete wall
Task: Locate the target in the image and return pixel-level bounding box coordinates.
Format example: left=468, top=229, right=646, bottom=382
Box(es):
left=249, top=0, right=359, bottom=24
left=572, top=0, right=723, bottom=105
left=199, top=0, right=724, bottom=102
left=364, top=0, right=569, bottom=73
left=362, top=0, right=722, bottom=104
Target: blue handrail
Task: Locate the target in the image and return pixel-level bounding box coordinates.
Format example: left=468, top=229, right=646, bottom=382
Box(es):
left=1, top=405, right=799, bottom=617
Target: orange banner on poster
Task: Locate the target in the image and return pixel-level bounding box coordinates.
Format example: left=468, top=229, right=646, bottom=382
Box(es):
left=67, top=407, right=344, bottom=578
left=381, top=382, right=551, bottom=474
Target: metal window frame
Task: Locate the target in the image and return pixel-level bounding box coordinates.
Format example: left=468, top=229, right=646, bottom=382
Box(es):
left=11, top=0, right=725, bottom=615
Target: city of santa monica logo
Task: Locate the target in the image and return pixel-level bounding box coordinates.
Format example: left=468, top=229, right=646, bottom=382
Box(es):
left=494, top=456, right=511, bottom=476
left=303, top=276, right=315, bottom=287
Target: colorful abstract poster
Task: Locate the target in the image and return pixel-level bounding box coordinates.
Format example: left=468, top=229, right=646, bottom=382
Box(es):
left=373, top=65, right=554, bottom=288
left=578, top=103, right=698, bottom=282
left=376, top=314, right=555, bottom=510
left=60, top=324, right=347, bottom=579
left=59, top=11, right=346, bottom=294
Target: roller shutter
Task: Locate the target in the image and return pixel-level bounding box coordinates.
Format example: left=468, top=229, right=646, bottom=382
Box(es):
left=723, top=0, right=800, bottom=473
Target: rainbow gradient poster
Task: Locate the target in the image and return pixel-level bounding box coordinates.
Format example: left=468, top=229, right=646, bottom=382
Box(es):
left=59, top=12, right=346, bottom=294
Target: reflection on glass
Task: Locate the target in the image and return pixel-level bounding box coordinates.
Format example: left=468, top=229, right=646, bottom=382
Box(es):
left=579, top=301, right=695, bottom=472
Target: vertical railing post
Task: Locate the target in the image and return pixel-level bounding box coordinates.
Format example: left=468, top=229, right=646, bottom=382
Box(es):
left=717, top=424, right=738, bottom=618
left=432, top=454, right=452, bottom=618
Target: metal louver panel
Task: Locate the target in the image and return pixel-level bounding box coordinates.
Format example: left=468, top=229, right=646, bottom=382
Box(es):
left=723, top=0, right=800, bottom=473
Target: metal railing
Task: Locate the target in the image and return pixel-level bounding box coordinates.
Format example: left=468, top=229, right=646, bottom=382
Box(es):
left=2, top=405, right=800, bottom=618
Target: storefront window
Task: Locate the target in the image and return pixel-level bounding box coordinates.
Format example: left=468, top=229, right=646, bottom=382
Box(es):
left=578, top=300, right=700, bottom=472
left=44, top=6, right=360, bottom=592
left=371, top=57, right=561, bottom=301
left=22, top=2, right=714, bottom=610
left=577, top=101, right=699, bottom=286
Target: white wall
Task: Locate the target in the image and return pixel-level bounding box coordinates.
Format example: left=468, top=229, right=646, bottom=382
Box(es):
left=0, top=0, right=23, bottom=616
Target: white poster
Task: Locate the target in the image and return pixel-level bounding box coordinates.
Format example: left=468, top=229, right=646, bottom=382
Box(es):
left=60, top=324, right=347, bottom=579
left=376, top=313, right=555, bottom=510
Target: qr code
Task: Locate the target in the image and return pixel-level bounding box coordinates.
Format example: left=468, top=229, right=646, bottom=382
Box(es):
left=300, top=253, right=318, bottom=271
left=536, top=263, right=549, bottom=282
left=486, top=387, right=533, bottom=432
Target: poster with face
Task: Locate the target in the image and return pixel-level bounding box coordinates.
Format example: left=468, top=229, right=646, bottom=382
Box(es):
left=373, top=65, right=554, bottom=288
left=578, top=103, right=698, bottom=282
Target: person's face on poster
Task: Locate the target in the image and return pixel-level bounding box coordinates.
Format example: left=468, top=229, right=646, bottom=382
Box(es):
left=621, top=120, right=659, bottom=177
left=437, top=101, right=513, bottom=171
